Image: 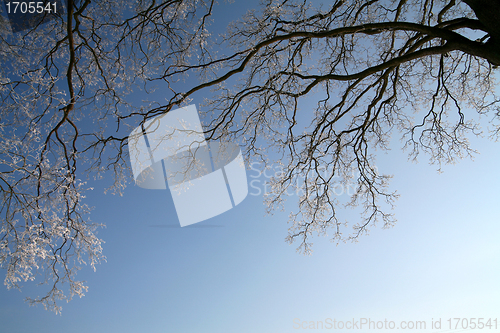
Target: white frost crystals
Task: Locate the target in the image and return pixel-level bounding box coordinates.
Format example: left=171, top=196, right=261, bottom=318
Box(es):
left=128, top=104, right=248, bottom=226
left=0, top=152, right=104, bottom=314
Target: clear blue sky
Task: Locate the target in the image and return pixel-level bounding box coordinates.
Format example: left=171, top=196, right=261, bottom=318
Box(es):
left=1, top=1, right=499, bottom=332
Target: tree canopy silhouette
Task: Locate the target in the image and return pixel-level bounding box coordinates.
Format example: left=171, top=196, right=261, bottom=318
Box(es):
left=1, top=0, right=499, bottom=312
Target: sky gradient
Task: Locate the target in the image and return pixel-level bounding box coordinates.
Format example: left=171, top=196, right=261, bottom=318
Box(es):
left=1, top=1, right=499, bottom=332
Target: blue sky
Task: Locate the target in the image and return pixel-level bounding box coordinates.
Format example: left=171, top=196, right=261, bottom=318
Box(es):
left=2, top=125, right=499, bottom=333
left=1, top=1, right=500, bottom=332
